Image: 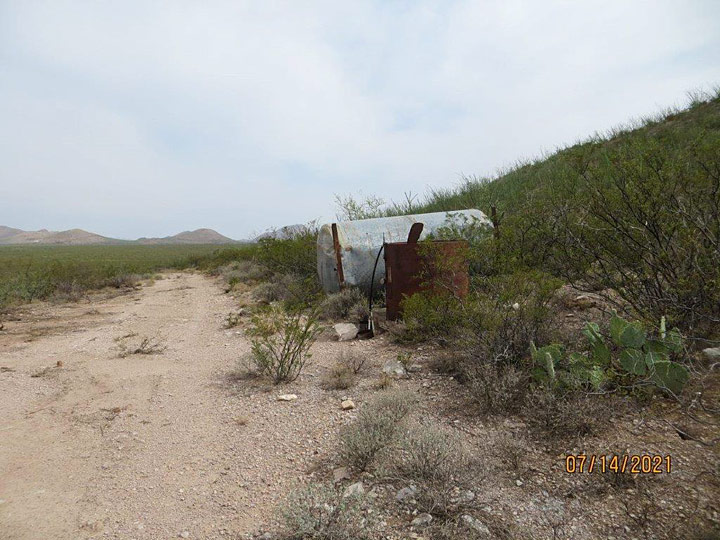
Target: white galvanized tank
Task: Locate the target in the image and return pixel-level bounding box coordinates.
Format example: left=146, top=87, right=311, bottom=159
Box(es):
left=317, top=209, right=491, bottom=293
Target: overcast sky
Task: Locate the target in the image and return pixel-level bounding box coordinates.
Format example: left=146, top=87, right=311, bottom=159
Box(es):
left=1, top=1, right=719, bottom=240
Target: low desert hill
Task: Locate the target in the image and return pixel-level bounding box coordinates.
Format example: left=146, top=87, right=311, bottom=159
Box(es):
left=137, top=228, right=236, bottom=245
left=0, top=226, right=119, bottom=245
left=0, top=226, right=236, bottom=245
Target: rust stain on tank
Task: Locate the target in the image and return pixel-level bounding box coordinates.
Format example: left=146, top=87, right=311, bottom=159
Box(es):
left=384, top=240, right=469, bottom=321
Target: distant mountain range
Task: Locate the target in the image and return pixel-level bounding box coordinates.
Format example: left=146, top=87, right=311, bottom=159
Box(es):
left=0, top=226, right=238, bottom=245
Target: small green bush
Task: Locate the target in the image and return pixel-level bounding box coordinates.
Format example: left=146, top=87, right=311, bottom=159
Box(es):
left=220, top=260, right=266, bottom=288
left=247, top=305, right=321, bottom=383
left=401, top=291, right=466, bottom=343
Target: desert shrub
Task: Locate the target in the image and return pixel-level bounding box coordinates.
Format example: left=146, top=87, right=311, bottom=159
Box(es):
left=220, top=260, right=266, bottom=289
left=252, top=273, right=320, bottom=308
left=338, top=349, right=367, bottom=375
left=524, top=387, right=611, bottom=440
left=50, top=280, right=86, bottom=302
left=384, top=421, right=475, bottom=516
left=279, top=483, right=372, bottom=540
left=256, top=224, right=318, bottom=278
left=247, top=305, right=321, bottom=383
left=319, top=287, right=367, bottom=321
left=252, top=279, right=288, bottom=303
left=464, top=362, right=528, bottom=415
left=550, top=132, right=720, bottom=333
left=402, top=270, right=559, bottom=353
left=494, top=432, right=528, bottom=472
left=321, top=363, right=356, bottom=390
left=103, top=273, right=140, bottom=289
left=426, top=514, right=509, bottom=540
left=462, top=271, right=561, bottom=365
left=340, top=390, right=416, bottom=471
left=401, top=291, right=466, bottom=343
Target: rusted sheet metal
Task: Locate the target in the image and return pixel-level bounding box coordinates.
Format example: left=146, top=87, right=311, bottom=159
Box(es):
left=316, top=209, right=489, bottom=294
left=385, top=240, right=469, bottom=321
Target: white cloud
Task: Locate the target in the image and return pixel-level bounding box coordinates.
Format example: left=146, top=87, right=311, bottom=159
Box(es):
left=1, top=0, right=719, bottom=238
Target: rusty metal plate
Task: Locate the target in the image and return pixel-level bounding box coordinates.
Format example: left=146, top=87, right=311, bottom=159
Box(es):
left=384, top=240, right=469, bottom=321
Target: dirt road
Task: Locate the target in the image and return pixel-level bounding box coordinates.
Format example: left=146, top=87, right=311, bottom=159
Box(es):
left=0, top=273, right=353, bottom=539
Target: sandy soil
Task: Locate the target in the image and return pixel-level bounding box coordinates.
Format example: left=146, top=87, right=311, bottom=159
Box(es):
left=0, top=273, right=376, bottom=539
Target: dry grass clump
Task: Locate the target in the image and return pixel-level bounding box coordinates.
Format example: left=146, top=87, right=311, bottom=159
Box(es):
left=118, top=335, right=166, bottom=358
left=385, top=421, right=478, bottom=517
left=279, top=482, right=373, bottom=540
left=322, top=350, right=370, bottom=390
left=322, top=363, right=356, bottom=390
left=524, top=387, right=613, bottom=440
left=465, top=362, right=528, bottom=415
left=319, top=287, right=368, bottom=321
left=340, top=390, right=417, bottom=471
left=338, top=349, right=367, bottom=374
left=494, top=431, right=528, bottom=472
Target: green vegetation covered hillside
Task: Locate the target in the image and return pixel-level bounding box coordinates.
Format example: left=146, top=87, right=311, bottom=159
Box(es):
left=386, top=90, right=720, bottom=335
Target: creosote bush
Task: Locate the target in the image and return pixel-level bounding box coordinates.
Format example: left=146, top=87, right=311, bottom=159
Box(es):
left=247, top=305, right=321, bottom=384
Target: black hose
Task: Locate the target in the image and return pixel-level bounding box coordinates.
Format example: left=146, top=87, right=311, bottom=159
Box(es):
left=367, top=242, right=385, bottom=333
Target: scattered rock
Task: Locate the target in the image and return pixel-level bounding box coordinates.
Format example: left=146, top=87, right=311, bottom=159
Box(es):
left=411, top=513, right=433, bottom=527
left=515, top=479, right=523, bottom=486
left=382, top=359, right=407, bottom=378
left=179, top=531, right=190, bottom=538
left=257, top=533, right=273, bottom=540
left=341, top=399, right=355, bottom=410
left=333, top=466, right=351, bottom=483
left=572, top=295, right=598, bottom=309
left=343, top=481, right=364, bottom=498
left=701, top=347, right=720, bottom=361
left=452, top=490, right=475, bottom=504
left=407, top=364, right=422, bottom=373
left=396, top=485, right=418, bottom=502
left=461, top=514, right=490, bottom=535
left=511, top=302, right=520, bottom=310
left=277, top=394, right=297, bottom=402
left=334, top=323, right=359, bottom=341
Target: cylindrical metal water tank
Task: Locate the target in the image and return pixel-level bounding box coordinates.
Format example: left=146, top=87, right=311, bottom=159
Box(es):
left=317, top=209, right=491, bottom=294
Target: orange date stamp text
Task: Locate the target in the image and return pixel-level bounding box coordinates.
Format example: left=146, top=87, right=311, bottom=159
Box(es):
left=564, top=454, right=672, bottom=474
